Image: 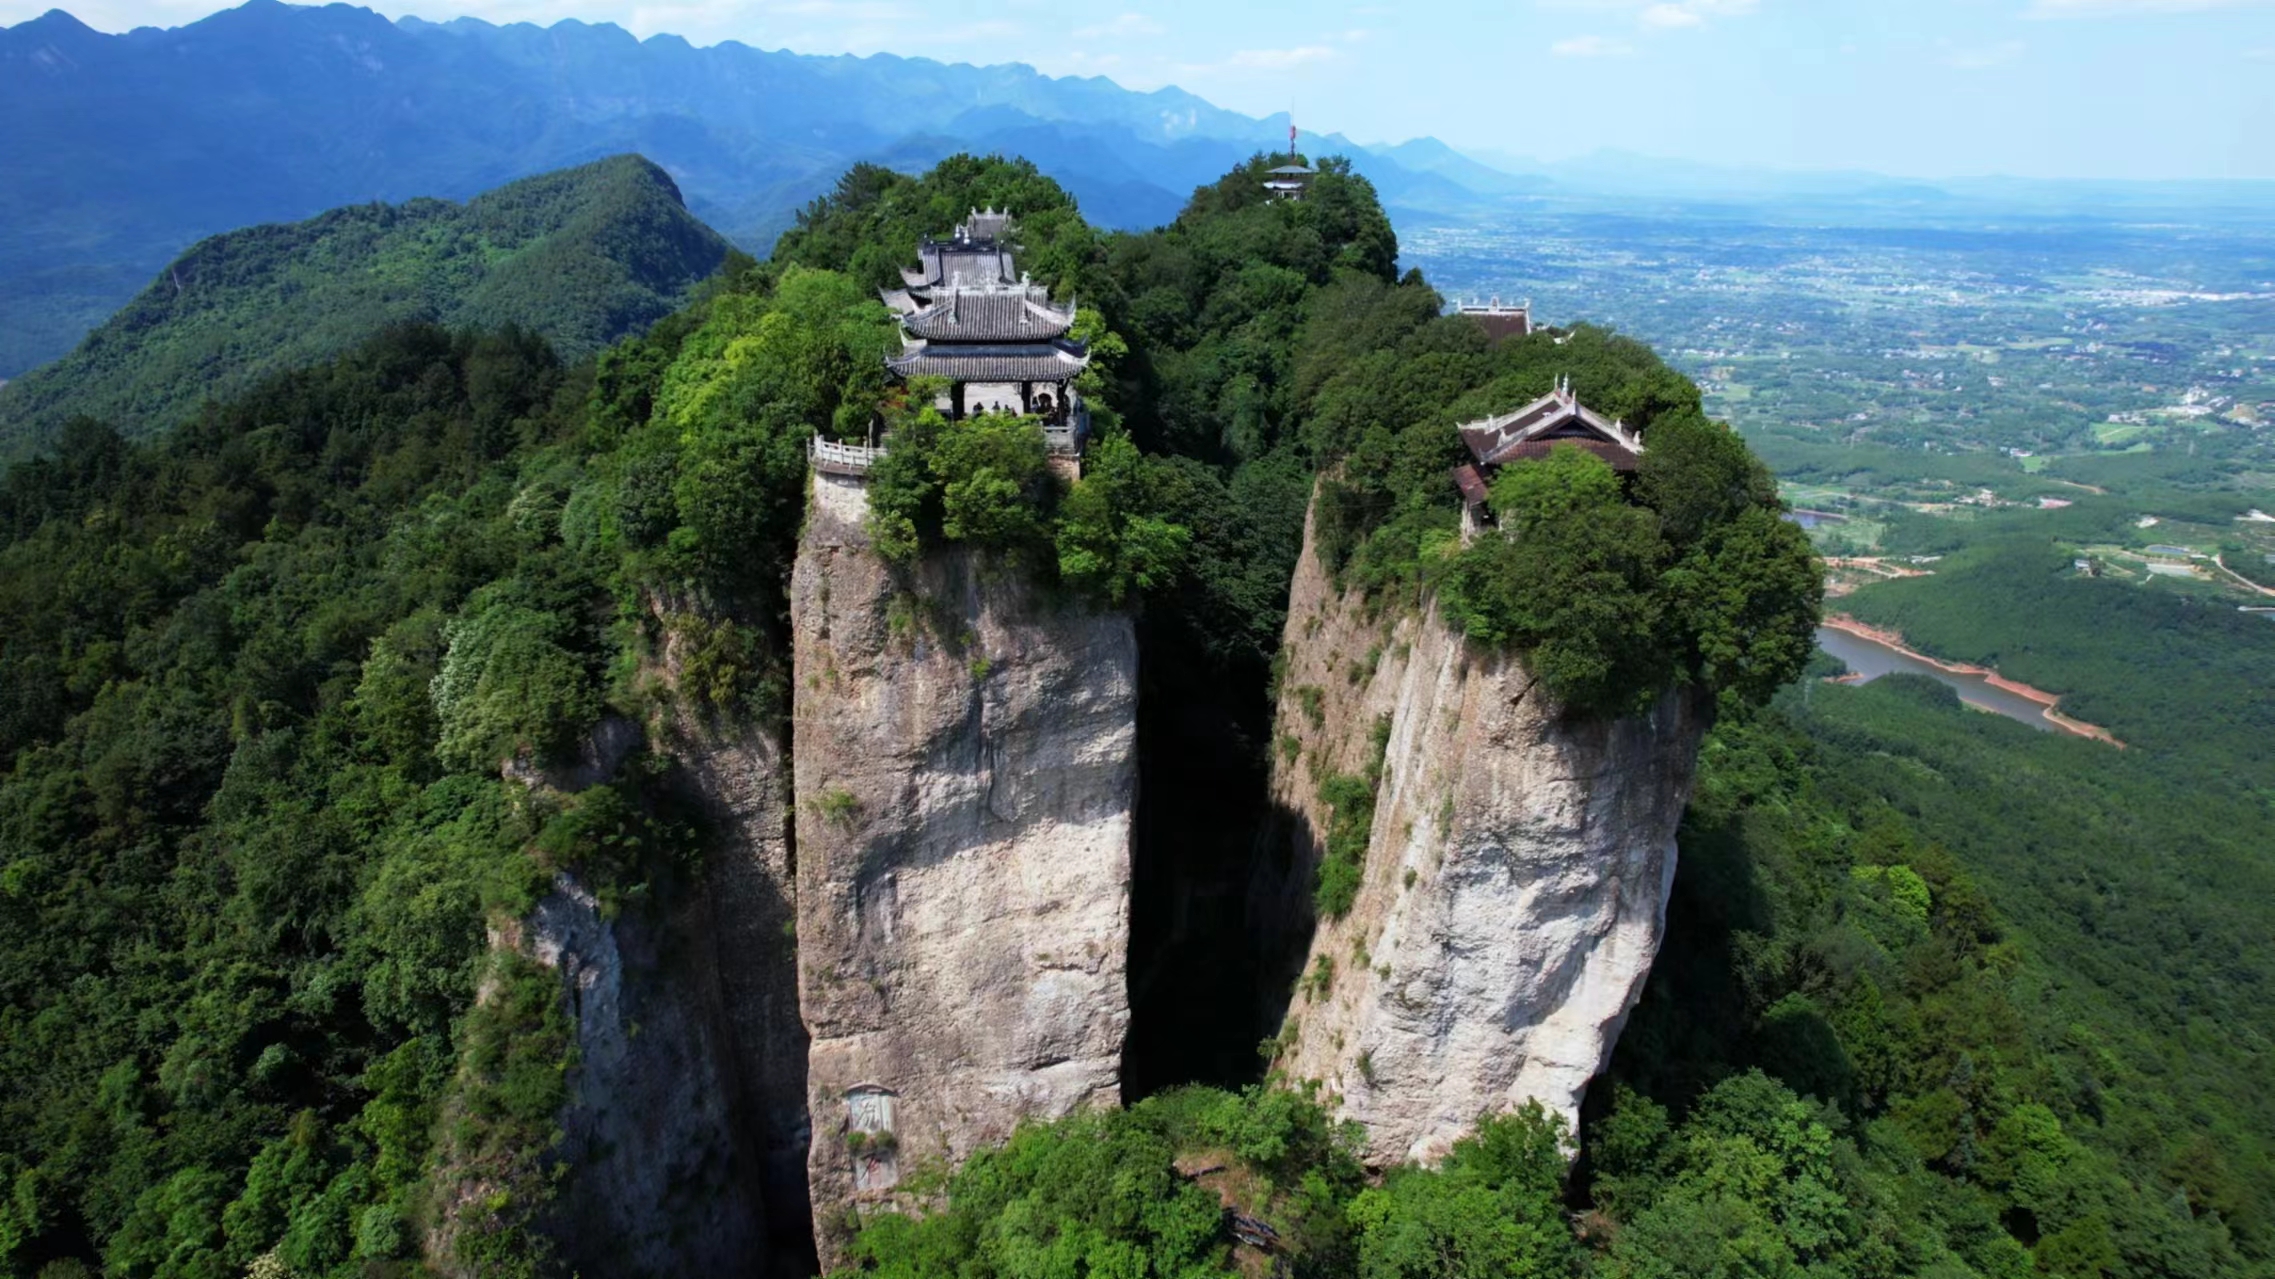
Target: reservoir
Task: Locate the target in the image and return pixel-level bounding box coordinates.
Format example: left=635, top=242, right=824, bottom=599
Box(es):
left=1815, top=625, right=2060, bottom=732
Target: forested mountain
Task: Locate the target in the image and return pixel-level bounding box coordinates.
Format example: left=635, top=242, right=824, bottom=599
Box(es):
left=0, top=147, right=2257, bottom=1279
left=0, top=156, right=731, bottom=458
left=0, top=0, right=1492, bottom=380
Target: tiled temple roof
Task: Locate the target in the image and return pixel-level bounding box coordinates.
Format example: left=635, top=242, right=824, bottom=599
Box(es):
left=886, top=340, right=1090, bottom=382
left=901, top=291, right=1076, bottom=342
left=1456, top=379, right=1642, bottom=471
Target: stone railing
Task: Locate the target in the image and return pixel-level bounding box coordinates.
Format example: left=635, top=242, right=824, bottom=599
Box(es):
left=1042, top=400, right=1091, bottom=458
left=811, top=436, right=887, bottom=477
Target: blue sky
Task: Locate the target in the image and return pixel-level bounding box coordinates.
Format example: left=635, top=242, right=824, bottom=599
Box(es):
left=9, top=0, right=2273, bottom=179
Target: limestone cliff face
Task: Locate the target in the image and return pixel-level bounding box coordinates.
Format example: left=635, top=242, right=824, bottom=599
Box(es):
left=1269, top=505, right=1706, bottom=1167
left=474, top=690, right=799, bottom=1277
left=521, top=870, right=768, bottom=1278
left=790, top=472, right=1137, bottom=1263
left=649, top=694, right=813, bottom=1278
left=493, top=630, right=813, bottom=1279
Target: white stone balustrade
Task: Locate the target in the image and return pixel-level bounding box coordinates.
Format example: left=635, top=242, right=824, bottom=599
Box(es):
left=811, top=436, right=888, bottom=476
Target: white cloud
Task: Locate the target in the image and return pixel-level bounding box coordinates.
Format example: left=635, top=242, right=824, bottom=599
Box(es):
left=1054, top=49, right=1126, bottom=70
left=1943, top=38, right=2026, bottom=68
left=1551, top=33, right=1634, bottom=55
left=1638, top=0, right=1757, bottom=27
left=1162, top=41, right=1341, bottom=87
left=1540, top=0, right=1758, bottom=29
left=1219, top=44, right=1339, bottom=69
left=2027, top=0, right=2273, bottom=15
left=1071, top=12, right=1162, bottom=40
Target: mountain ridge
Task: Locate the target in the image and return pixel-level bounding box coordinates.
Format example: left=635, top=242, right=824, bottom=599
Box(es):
left=0, top=0, right=1516, bottom=379
left=0, top=153, right=731, bottom=454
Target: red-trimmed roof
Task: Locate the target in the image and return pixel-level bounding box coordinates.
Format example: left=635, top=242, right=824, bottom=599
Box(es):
left=1487, top=439, right=1640, bottom=472
left=1464, top=312, right=1531, bottom=343
left=1452, top=463, right=1491, bottom=507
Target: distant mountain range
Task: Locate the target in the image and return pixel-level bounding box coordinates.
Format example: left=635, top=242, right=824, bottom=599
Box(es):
left=0, top=0, right=1509, bottom=380
left=0, top=154, right=728, bottom=453
left=7, top=1, right=2273, bottom=386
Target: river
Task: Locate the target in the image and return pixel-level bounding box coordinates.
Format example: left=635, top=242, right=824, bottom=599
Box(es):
left=1816, top=625, right=2064, bottom=732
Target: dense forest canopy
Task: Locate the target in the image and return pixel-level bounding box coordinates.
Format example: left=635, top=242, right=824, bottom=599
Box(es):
left=0, top=149, right=2249, bottom=1279
left=0, top=241, right=901, bottom=1275
left=0, top=156, right=733, bottom=462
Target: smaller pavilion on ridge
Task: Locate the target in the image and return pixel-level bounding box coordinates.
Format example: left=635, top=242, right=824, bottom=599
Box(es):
left=1456, top=297, right=1533, bottom=342
left=1450, top=377, right=1644, bottom=533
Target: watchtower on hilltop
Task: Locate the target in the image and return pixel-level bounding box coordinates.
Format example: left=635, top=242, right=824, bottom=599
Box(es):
left=1263, top=163, right=1316, bottom=201
left=1263, top=122, right=1316, bottom=201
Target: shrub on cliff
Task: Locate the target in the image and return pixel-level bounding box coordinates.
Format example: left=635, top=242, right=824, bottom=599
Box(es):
left=865, top=410, right=1195, bottom=608
left=835, top=1086, right=1586, bottom=1279
left=1439, top=445, right=1672, bottom=714
left=1056, top=435, right=1194, bottom=606
left=863, top=407, right=1051, bottom=561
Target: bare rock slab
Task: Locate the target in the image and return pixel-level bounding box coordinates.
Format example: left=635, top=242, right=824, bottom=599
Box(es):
left=791, top=474, right=1136, bottom=1262
left=1270, top=498, right=1706, bottom=1166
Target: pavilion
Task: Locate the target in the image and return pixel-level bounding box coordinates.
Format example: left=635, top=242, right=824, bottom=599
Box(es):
left=878, top=208, right=1092, bottom=448
left=1450, top=377, right=1644, bottom=532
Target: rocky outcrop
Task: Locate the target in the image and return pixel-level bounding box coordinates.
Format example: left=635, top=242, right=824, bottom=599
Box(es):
left=483, top=627, right=813, bottom=1279
left=652, top=701, right=813, bottom=1278
left=1268, top=503, right=1707, bottom=1166
left=522, top=871, right=768, bottom=1278
left=790, top=472, right=1138, bottom=1263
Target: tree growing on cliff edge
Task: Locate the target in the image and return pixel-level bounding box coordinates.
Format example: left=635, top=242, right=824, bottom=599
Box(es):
left=1057, top=435, right=1193, bottom=606
left=1430, top=428, right=1819, bottom=719
left=1439, top=444, right=1672, bottom=715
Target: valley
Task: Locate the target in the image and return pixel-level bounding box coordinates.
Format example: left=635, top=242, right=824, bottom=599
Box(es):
left=1814, top=619, right=2121, bottom=742
left=0, top=9, right=2270, bottom=1273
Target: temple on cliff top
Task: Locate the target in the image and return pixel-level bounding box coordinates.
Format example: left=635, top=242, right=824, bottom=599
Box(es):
left=815, top=208, right=1094, bottom=481
left=1456, top=297, right=1533, bottom=342
left=883, top=209, right=1091, bottom=437
left=1451, top=376, right=1645, bottom=532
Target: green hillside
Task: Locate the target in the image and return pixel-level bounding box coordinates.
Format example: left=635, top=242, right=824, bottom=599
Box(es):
left=0, top=155, right=731, bottom=459
left=0, top=150, right=2259, bottom=1279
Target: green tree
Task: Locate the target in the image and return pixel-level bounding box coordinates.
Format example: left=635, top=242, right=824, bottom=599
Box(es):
left=430, top=601, right=599, bottom=773
left=935, top=414, right=1050, bottom=548
left=1348, top=1106, right=1578, bottom=1279
left=1663, top=506, right=1824, bottom=710
left=1440, top=445, right=1669, bottom=715
left=1057, top=434, right=1193, bottom=604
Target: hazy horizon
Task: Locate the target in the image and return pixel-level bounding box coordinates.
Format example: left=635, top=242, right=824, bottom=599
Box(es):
left=7, top=0, right=2273, bottom=185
